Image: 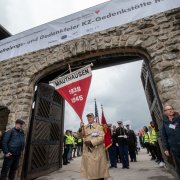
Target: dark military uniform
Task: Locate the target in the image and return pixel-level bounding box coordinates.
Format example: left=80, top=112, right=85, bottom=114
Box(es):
left=115, top=126, right=129, bottom=168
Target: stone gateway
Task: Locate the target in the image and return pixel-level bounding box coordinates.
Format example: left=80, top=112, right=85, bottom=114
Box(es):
left=0, top=6, right=179, bottom=179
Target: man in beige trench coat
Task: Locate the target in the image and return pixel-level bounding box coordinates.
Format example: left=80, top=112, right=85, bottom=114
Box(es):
left=79, top=113, right=110, bottom=180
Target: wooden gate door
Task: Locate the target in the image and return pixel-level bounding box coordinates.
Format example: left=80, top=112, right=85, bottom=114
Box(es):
left=141, top=62, right=175, bottom=168
left=24, top=83, right=64, bottom=179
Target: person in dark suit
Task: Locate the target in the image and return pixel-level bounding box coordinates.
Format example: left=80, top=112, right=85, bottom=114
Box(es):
left=107, top=124, right=117, bottom=168
left=115, top=121, right=129, bottom=169
left=126, top=124, right=137, bottom=162
left=112, top=125, right=121, bottom=163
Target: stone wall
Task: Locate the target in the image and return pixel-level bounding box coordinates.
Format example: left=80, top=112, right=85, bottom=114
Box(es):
left=0, top=8, right=179, bottom=178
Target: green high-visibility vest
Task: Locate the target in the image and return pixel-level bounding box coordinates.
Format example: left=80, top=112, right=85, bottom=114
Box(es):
left=150, top=128, right=158, bottom=144
left=78, top=138, right=82, bottom=143
left=70, top=136, right=75, bottom=145
left=144, top=132, right=150, bottom=143
left=73, top=137, right=77, bottom=145
left=65, top=135, right=72, bottom=145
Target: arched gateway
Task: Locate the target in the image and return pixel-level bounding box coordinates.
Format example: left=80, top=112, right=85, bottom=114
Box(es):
left=0, top=1, right=179, bottom=179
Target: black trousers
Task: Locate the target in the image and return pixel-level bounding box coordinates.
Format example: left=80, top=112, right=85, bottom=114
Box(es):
left=108, top=145, right=117, bottom=167
left=129, top=150, right=137, bottom=161
left=73, top=147, right=77, bottom=157
left=116, top=146, right=121, bottom=163
left=172, top=151, right=180, bottom=177
left=144, top=142, right=150, bottom=153
left=77, top=145, right=83, bottom=156
left=153, top=142, right=163, bottom=162
left=0, top=155, right=20, bottom=180
left=63, top=145, right=70, bottom=164
left=150, top=145, right=156, bottom=159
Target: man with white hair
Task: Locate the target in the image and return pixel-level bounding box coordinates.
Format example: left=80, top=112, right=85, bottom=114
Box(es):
left=80, top=113, right=110, bottom=180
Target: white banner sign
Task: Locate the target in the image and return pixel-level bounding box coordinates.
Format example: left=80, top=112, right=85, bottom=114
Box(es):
left=0, top=0, right=179, bottom=61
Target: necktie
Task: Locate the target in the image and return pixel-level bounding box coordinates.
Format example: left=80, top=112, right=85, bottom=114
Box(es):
left=90, top=124, right=92, bottom=129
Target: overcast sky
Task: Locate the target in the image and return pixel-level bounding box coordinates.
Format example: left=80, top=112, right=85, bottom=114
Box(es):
left=0, top=0, right=151, bottom=132
left=64, top=61, right=151, bottom=132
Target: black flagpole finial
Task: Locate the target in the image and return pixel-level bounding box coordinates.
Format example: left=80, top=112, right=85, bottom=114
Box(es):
left=101, top=104, right=103, bottom=111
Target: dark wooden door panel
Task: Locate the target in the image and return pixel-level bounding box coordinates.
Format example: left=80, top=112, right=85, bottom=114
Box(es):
left=24, top=83, right=64, bottom=180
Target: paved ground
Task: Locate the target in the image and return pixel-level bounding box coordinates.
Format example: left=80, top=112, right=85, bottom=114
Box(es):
left=36, top=149, right=178, bottom=180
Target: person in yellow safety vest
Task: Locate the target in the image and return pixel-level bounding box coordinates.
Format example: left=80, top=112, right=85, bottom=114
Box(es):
left=143, top=126, right=151, bottom=154
left=150, top=121, right=165, bottom=167
left=72, top=133, right=78, bottom=158
left=63, top=130, right=71, bottom=165
left=77, top=137, right=83, bottom=156
left=143, top=125, right=156, bottom=160
left=149, top=125, right=157, bottom=144
left=148, top=125, right=157, bottom=160
left=67, top=131, right=74, bottom=161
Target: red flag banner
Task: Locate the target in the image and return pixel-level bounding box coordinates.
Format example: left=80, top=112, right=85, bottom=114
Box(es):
left=101, top=110, right=112, bottom=149
left=51, top=65, right=92, bottom=120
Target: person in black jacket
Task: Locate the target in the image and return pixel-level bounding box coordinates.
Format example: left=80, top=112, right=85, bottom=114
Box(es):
left=0, top=119, right=25, bottom=180
left=63, top=130, right=71, bottom=165
left=112, top=125, right=121, bottom=163
left=115, top=121, right=129, bottom=169
left=126, top=124, right=137, bottom=162
left=161, top=105, right=180, bottom=177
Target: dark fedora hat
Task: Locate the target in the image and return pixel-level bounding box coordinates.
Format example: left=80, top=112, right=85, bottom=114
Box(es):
left=15, top=119, right=25, bottom=125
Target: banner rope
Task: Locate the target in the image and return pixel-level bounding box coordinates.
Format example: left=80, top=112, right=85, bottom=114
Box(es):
left=53, top=69, right=69, bottom=81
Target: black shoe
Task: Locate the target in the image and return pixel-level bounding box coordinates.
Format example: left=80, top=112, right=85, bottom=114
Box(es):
left=109, top=165, right=117, bottom=168
left=155, top=159, right=159, bottom=163
left=63, top=163, right=67, bottom=165
left=67, top=161, right=70, bottom=163
left=126, top=167, right=129, bottom=169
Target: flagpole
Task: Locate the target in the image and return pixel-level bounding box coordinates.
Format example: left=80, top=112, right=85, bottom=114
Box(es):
left=101, top=104, right=103, bottom=111
left=101, top=104, right=110, bottom=162
left=101, top=104, right=103, bottom=125
left=94, top=99, right=100, bottom=124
